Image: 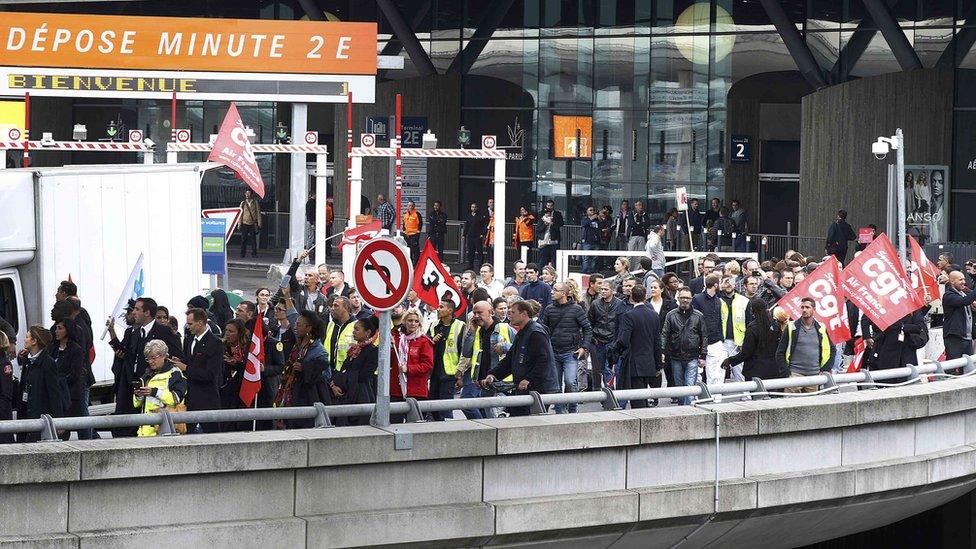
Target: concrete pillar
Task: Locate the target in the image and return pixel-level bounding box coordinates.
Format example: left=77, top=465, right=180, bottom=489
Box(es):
left=289, top=103, right=308, bottom=254
left=344, top=155, right=363, bottom=280
left=314, top=152, right=328, bottom=267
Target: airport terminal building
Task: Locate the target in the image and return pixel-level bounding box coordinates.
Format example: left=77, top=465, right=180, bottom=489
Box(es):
left=10, top=1, right=976, bottom=244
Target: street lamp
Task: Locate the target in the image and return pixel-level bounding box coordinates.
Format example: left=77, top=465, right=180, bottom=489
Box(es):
left=872, top=129, right=906, bottom=269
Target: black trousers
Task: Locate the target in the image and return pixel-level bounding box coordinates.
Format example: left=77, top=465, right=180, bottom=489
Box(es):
left=240, top=224, right=259, bottom=256
left=406, top=234, right=421, bottom=263
left=465, top=239, right=484, bottom=270
left=624, top=374, right=662, bottom=408
left=430, top=233, right=445, bottom=257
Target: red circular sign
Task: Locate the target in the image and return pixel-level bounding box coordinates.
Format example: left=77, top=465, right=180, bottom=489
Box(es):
left=7, top=128, right=21, bottom=141
left=129, top=130, right=144, bottom=143
left=361, top=134, right=376, bottom=148
left=482, top=135, right=496, bottom=149
left=175, top=129, right=191, bottom=143
left=353, top=238, right=412, bottom=311
left=304, top=131, right=318, bottom=145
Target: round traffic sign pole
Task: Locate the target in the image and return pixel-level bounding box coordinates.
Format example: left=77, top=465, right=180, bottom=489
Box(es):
left=354, top=237, right=412, bottom=311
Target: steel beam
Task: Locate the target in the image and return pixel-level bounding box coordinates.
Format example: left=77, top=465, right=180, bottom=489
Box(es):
left=936, top=2, right=976, bottom=69
left=862, top=0, right=922, bottom=70
left=447, top=0, right=517, bottom=75
left=376, top=0, right=438, bottom=77
left=296, top=0, right=324, bottom=21
left=758, top=0, right=828, bottom=89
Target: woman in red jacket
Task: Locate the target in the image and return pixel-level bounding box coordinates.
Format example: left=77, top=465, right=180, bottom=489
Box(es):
left=391, top=309, right=433, bottom=421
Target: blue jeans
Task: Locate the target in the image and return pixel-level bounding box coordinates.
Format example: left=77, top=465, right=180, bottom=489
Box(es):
left=69, top=385, right=93, bottom=440
left=459, top=371, right=488, bottom=419
left=539, top=244, right=557, bottom=269
left=671, top=359, right=699, bottom=406
left=427, top=377, right=456, bottom=421
left=553, top=352, right=580, bottom=413
left=588, top=342, right=615, bottom=391
left=734, top=234, right=747, bottom=252
left=581, top=242, right=599, bottom=273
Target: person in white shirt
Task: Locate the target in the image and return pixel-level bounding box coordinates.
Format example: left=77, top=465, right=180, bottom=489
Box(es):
left=644, top=225, right=666, bottom=279
left=477, top=263, right=505, bottom=299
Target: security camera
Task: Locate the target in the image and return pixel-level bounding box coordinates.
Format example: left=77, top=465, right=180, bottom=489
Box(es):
left=872, top=140, right=889, bottom=160
left=143, top=138, right=155, bottom=148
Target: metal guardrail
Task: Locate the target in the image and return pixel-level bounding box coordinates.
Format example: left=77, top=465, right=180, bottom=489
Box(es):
left=752, top=233, right=826, bottom=262
left=4, top=356, right=974, bottom=442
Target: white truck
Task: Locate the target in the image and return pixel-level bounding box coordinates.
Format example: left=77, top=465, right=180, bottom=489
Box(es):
left=0, top=163, right=209, bottom=392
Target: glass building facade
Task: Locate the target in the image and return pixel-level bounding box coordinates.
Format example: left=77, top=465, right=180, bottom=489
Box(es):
left=15, top=0, right=976, bottom=231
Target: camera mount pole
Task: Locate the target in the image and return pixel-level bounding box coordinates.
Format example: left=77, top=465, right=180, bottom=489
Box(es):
left=895, top=128, right=908, bottom=272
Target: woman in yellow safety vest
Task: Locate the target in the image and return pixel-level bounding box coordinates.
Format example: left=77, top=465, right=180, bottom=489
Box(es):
left=134, top=339, right=188, bottom=437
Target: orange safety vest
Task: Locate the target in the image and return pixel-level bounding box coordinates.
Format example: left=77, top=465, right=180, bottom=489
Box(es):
left=485, top=214, right=495, bottom=247
left=513, top=215, right=535, bottom=245
left=326, top=202, right=334, bottom=225
left=403, top=210, right=422, bottom=236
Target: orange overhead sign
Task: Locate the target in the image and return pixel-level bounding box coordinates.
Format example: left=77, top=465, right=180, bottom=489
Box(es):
left=0, top=12, right=377, bottom=75
left=552, top=114, right=592, bottom=159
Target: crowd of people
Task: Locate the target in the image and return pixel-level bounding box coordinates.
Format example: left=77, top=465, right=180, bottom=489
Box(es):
left=2, top=191, right=973, bottom=441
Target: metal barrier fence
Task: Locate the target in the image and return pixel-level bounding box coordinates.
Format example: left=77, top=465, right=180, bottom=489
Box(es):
left=753, top=234, right=826, bottom=262
left=3, top=356, right=973, bottom=442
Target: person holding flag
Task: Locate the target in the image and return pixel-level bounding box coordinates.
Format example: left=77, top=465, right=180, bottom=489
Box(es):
left=775, top=298, right=835, bottom=393
left=862, top=305, right=930, bottom=382
left=942, top=271, right=976, bottom=362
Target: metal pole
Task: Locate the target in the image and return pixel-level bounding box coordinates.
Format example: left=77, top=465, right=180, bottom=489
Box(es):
left=346, top=91, right=353, bottom=219
left=395, top=94, right=403, bottom=235
left=886, top=165, right=896, bottom=238
left=685, top=208, right=699, bottom=276
left=493, top=157, right=506, bottom=276
left=314, top=152, right=328, bottom=266
left=371, top=310, right=392, bottom=427
left=171, top=91, right=177, bottom=142
left=895, top=128, right=908, bottom=269
left=22, top=92, right=29, bottom=168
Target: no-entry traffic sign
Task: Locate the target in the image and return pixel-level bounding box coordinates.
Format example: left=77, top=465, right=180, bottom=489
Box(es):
left=354, top=237, right=412, bottom=311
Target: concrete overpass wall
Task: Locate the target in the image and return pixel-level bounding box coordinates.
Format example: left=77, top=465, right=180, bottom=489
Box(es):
left=3, top=378, right=976, bottom=548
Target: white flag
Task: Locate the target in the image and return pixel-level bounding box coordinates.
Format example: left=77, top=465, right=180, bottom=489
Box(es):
left=100, top=253, right=145, bottom=340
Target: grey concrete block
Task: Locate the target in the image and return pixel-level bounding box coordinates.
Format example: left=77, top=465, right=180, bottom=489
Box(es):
left=841, top=421, right=915, bottom=466
left=635, top=478, right=757, bottom=520
left=0, top=484, right=67, bottom=536
left=914, top=413, right=966, bottom=455
left=927, top=380, right=976, bottom=416
left=754, top=468, right=855, bottom=507
left=66, top=431, right=308, bottom=480
left=626, top=439, right=744, bottom=488
left=484, top=448, right=626, bottom=500
left=853, top=457, right=929, bottom=495
left=296, top=457, right=483, bottom=515
left=475, top=412, right=637, bottom=454
left=623, top=404, right=757, bottom=444
left=305, top=503, right=494, bottom=548
left=927, top=446, right=976, bottom=483
left=299, top=421, right=496, bottom=467
left=493, top=490, right=638, bottom=535
left=0, top=443, right=79, bottom=485
left=854, top=387, right=929, bottom=424
left=68, top=470, right=295, bottom=531
left=0, top=534, right=77, bottom=549
left=76, top=518, right=305, bottom=549
left=754, top=395, right=858, bottom=434
left=965, top=410, right=976, bottom=444
left=745, top=430, right=842, bottom=476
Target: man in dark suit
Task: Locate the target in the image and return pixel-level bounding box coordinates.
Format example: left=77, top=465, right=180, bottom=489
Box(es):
left=462, top=202, right=487, bottom=270
left=688, top=256, right=717, bottom=295
left=612, top=284, right=665, bottom=408
left=172, top=307, right=223, bottom=433
left=825, top=209, right=857, bottom=265
left=107, top=297, right=182, bottom=436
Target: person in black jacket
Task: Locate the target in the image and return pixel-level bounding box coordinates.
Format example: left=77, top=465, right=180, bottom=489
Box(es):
left=825, top=209, right=857, bottom=265
left=428, top=200, right=449, bottom=257
left=539, top=282, right=592, bottom=413
left=0, top=330, right=13, bottom=443
left=462, top=202, right=488, bottom=270
left=662, top=287, right=709, bottom=405
left=17, top=326, right=64, bottom=442
left=50, top=319, right=91, bottom=439
left=942, top=271, right=976, bottom=364
left=588, top=281, right=626, bottom=391
left=537, top=199, right=564, bottom=269
left=482, top=300, right=559, bottom=416
left=628, top=199, right=651, bottom=254
left=864, top=306, right=930, bottom=382
left=172, top=308, right=224, bottom=433
left=330, top=316, right=379, bottom=426
left=723, top=298, right=785, bottom=381
left=612, top=285, right=665, bottom=408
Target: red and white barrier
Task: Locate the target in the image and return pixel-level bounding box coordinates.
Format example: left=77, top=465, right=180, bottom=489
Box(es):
left=0, top=140, right=153, bottom=151
left=167, top=142, right=329, bottom=154
left=350, top=147, right=506, bottom=159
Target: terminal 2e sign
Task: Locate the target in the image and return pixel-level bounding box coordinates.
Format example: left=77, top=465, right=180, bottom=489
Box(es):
left=0, top=12, right=377, bottom=102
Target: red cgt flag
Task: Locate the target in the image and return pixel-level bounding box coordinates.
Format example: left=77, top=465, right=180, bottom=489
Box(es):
left=239, top=311, right=264, bottom=408
left=847, top=337, right=866, bottom=373
left=908, top=235, right=942, bottom=303
left=412, top=240, right=467, bottom=318
left=841, top=233, right=924, bottom=332
left=776, top=255, right=851, bottom=344
left=338, top=220, right=382, bottom=250
left=208, top=103, right=265, bottom=198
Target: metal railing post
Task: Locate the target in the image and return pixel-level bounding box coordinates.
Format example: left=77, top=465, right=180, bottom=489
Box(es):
left=404, top=398, right=424, bottom=422
left=157, top=410, right=176, bottom=436
left=39, top=414, right=58, bottom=442
left=528, top=391, right=547, bottom=414
left=312, top=402, right=333, bottom=427
left=750, top=377, right=770, bottom=400
left=601, top=387, right=621, bottom=410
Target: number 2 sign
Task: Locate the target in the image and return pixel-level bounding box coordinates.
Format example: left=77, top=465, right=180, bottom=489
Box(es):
left=730, top=135, right=751, bottom=164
